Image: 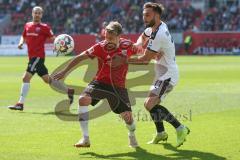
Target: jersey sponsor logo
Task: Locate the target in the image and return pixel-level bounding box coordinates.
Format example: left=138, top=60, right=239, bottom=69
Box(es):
left=26, top=33, right=39, bottom=36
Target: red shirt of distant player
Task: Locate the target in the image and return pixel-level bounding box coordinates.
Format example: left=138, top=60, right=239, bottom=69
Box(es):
left=86, top=38, right=137, bottom=88
left=22, top=22, right=54, bottom=58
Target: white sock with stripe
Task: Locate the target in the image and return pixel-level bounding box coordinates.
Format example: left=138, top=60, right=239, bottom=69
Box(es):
left=126, top=121, right=136, bottom=136
left=18, top=83, right=30, bottom=104
left=78, top=106, right=89, bottom=138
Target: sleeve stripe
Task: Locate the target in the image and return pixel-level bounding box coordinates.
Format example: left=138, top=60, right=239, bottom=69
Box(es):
left=147, top=47, right=158, bottom=53
left=144, top=32, right=150, bottom=37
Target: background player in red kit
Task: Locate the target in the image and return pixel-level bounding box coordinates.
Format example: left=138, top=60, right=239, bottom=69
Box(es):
left=53, top=21, right=138, bottom=148
left=8, top=6, right=73, bottom=111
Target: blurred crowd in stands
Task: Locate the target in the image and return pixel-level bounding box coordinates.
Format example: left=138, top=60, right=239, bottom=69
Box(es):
left=200, top=4, right=240, bottom=31
left=1, top=0, right=240, bottom=35
left=0, top=0, right=200, bottom=34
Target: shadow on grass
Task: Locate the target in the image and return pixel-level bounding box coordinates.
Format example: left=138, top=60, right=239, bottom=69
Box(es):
left=20, top=99, right=113, bottom=122
left=79, top=145, right=226, bottom=160
left=19, top=99, right=78, bottom=119
left=80, top=147, right=167, bottom=160
left=162, top=143, right=226, bottom=160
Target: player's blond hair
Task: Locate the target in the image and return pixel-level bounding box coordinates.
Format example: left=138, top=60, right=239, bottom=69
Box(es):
left=105, top=21, right=122, bottom=35
left=32, top=6, right=43, bottom=13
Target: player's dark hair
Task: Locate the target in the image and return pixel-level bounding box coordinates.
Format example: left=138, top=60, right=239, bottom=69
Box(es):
left=143, top=2, right=164, bottom=16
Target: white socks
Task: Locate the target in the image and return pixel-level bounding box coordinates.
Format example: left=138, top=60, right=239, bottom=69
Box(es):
left=17, top=80, right=68, bottom=104
left=78, top=106, right=89, bottom=138
left=176, top=124, right=185, bottom=131
left=50, top=79, right=68, bottom=93
left=18, top=83, right=30, bottom=104
left=126, top=121, right=136, bottom=136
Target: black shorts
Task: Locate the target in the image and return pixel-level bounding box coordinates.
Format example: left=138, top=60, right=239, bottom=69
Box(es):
left=26, top=57, right=48, bottom=77
left=82, top=80, right=131, bottom=114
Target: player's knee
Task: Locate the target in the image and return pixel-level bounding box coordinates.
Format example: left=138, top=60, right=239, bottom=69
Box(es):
left=48, top=76, right=52, bottom=84
left=144, top=97, right=158, bottom=111
left=43, top=78, right=50, bottom=84
left=42, top=76, right=50, bottom=84
left=79, top=95, right=91, bottom=106
left=121, top=111, right=133, bottom=124
left=126, top=118, right=133, bottom=125
left=22, top=76, right=30, bottom=83
left=144, top=98, right=151, bottom=111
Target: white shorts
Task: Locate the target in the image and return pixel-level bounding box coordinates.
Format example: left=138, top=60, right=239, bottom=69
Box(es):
left=151, top=64, right=179, bottom=101
left=150, top=77, right=175, bottom=101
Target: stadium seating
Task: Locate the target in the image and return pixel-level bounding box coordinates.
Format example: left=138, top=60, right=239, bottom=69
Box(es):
left=1, top=0, right=239, bottom=34
left=200, top=5, right=240, bottom=31
left=1, top=0, right=200, bottom=34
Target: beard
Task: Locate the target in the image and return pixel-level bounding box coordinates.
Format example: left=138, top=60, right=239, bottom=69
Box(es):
left=145, top=19, right=155, bottom=28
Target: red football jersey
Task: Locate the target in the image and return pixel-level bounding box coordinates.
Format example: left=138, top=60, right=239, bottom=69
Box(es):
left=22, top=22, right=54, bottom=58
left=86, top=38, right=137, bottom=88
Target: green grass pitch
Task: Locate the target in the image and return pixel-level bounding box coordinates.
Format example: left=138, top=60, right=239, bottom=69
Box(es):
left=0, top=56, right=240, bottom=160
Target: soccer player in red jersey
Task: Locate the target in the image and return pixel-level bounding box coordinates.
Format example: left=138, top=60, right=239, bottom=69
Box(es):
left=53, top=21, right=138, bottom=148
left=8, top=6, right=74, bottom=111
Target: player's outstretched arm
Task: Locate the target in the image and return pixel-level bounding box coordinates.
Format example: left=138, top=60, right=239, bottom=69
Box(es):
left=135, top=33, right=148, bottom=47
left=132, top=33, right=149, bottom=54
left=128, top=49, right=158, bottom=65
left=53, top=51, right=89, bottom=80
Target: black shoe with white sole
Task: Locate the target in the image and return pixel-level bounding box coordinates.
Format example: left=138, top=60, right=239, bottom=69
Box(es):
left=8, top=103, right=24, bottom=111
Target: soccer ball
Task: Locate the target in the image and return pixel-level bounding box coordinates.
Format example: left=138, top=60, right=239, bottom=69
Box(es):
left=54, top=34, right=74, bottom=55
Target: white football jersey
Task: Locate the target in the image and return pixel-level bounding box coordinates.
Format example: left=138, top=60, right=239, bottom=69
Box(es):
left=144, top=22, right=179, bottom=85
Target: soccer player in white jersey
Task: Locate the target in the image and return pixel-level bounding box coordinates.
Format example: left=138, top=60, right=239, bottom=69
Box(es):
left=128, top=2, right=190, bottom=147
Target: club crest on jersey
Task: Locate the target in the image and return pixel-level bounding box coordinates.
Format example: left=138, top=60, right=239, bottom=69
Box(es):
left=35, top=27, right=41, bottom=33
